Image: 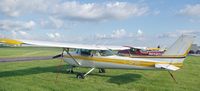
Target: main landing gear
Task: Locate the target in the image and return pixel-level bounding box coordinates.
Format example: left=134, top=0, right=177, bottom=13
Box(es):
left=66, top=65, right=74, bottom=73
left=66, top=66, right=107, bottom=79
left=99, top=68, right=106, bottom=73
left=76, top=68, right=95, bottom=79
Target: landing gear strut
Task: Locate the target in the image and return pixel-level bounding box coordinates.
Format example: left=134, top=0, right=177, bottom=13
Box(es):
left=76, top=68, right=95, bottom=79
left=66, top=65, right=75, bottom=73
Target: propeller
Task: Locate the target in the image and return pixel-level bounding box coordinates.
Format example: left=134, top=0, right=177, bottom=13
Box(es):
left=52, top=54, right=62, bottom=59
left=168, top=71, right=178, bottom=84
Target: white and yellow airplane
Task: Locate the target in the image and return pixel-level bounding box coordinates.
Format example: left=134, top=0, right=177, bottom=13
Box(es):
left=0, top=35, right=194, bottom=80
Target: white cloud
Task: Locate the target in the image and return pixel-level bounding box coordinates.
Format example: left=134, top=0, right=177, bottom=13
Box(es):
left=53, top=1, right=148, bottom=21
left=0, top=20, right=36, bottom=31
left=40, top=16, right=64, bottom=29
left=49, top=17, right=63, bottom=29
left=0, top=0, right=51, bottom=17
left=46, top=32, right=61, bottom=41
left=0, top=0, right=148, bottom=21
left=179, top=4, right=200, bottom=17
left=10, top=30, right=30, bottom=39
left=95, top=28, right=145, bottom=40
left=137, top=29, right=143, bottom=35
left=111, top=29, right=127, bottom=38
left=18, top=31, right=28, bottom=36
left=136, top=29, right=145, bottom=40
left=24, top=21, right=36, bottom=30
left=157, top=30, right=200, bottom=38
left=95, top=29, right=129, bottom=39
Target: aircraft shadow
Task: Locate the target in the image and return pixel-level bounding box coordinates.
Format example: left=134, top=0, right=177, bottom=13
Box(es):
left=0, top=65, right=67, bottom=78
left=89, top=73, right=142, bottom=85
left=0, top=65, right=141, bottom=85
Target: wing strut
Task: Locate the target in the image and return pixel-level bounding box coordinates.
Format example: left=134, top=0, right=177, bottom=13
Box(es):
left=168, top=71, right=178, bottom=84
left=65, top=48, right=80, bottom=66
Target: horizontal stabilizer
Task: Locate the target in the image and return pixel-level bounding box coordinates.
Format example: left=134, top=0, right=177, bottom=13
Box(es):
left=155, top=64, right=180, bottom=71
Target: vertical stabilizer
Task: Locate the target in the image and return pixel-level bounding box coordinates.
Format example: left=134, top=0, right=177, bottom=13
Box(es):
left=162, top=35, right=195, bottom=56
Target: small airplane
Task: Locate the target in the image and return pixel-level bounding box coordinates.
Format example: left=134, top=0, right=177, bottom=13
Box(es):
left=0, top=35, right=195, bottom=81
left=118, top=46, right=165, bottom=56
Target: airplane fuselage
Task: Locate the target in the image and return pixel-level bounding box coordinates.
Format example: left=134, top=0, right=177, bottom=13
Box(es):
left=63, top=51, right=183, bottom=70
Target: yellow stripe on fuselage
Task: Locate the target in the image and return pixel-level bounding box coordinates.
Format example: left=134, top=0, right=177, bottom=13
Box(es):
left=64, top=55, right=183, bottom=68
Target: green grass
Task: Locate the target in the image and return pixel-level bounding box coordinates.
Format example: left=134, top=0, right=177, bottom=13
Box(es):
left=0, top=47, right=61, bottom=58
left=0, top=47, right=200, bottom=91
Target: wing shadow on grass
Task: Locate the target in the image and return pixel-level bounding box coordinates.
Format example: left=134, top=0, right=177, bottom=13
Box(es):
left=107, top=73, right=141, bottom=85
left=0, top=65, right=68, bottom=78
left=89, top=73, right=142, bottom=85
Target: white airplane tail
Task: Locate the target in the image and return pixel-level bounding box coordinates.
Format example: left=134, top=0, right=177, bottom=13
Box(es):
left=155, top=35, right=195, bottom=71
left=162, top=35, right=195, bottom=56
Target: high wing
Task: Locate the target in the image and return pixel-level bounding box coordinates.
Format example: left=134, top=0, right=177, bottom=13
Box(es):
left=0, top=38, right=130, bottom=50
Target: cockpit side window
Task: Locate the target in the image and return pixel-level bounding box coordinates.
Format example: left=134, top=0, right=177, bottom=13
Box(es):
left=130, top=48, right=135, bottom=52
left=80, top=49, right=92, bottom=56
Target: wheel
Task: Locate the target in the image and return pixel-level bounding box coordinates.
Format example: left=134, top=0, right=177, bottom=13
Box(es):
left=76, top=73, right=85, bottom=79
left=99, top=68, right=106, bottom=73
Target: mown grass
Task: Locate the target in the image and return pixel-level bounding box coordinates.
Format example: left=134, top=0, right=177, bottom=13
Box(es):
left=0, top=47, right=200, bottom=91
left=0, top=47, right=61, bottom=58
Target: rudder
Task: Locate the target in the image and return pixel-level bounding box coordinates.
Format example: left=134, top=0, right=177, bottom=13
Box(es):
left=162, top=35, right=195, bottom=56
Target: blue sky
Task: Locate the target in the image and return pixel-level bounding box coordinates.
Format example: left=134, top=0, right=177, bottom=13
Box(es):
left=0, top=0, right=200, bottom=47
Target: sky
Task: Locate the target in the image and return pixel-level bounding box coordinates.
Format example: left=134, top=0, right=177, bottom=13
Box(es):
left=0, top=0, right=200, bottom=47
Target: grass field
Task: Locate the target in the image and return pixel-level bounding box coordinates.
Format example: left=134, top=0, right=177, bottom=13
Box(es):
left=0, top=47, right=200, bottom=91
left=0, top=47, right=61, bottom=58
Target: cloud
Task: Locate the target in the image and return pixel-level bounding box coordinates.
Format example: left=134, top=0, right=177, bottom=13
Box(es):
left=0, top=0, right=148, bottom=21
left=10, top=30, right=30, bottom=39
left=95, top=28, right=144, bottom=40
left=46, top=32, right=62, bottom=41
left=137, top=29, right=143, bottom=35
left=179, top=4, right=200, bottom=17
left=95, top=29, right=129, bottom=39
left=0, top=0, right=50, bottom=17
left=157, top=30, right=200, bottom=38
left=40, top=16, right=64, bottom=29
left=111, top=29, right=127, bottom=38
left=0, top=20, right=36, bottom=31
left=18, top=31, right=28, bottom=36
left=53, top=1, right=149, bottom=21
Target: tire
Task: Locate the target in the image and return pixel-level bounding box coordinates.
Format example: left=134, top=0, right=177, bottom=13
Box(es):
left=99, top=68, right=106, bottom=73
left=76, top=73, right=85, bottom=79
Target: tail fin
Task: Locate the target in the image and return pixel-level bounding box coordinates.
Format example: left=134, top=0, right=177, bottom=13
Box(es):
left=162, top=35, right=195, bottom=56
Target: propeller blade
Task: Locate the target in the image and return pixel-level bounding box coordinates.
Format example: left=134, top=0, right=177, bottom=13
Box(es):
left=52, top=54, right=62, bottom=59
left=168, top=71, right=178, bottom=84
